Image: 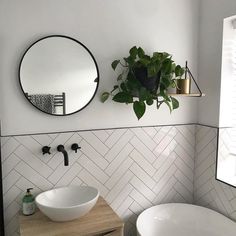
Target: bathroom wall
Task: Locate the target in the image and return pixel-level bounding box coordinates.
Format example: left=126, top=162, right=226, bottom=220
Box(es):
left=4, top=124, right=236, bottom=236
left=198, top=0, right=236, bottom=127
left=1, top=125, right=195, bottom=236
left=0, top=0, right=200, bottom=136
left=194, top=125, right=236, bottom=221
left=2, top=1, right=236, bottom=236
left=195, top=0, right=236, bottom=224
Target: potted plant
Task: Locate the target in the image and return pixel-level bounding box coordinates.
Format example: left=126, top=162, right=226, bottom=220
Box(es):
left=101, top=46, right=185, bottom=119
left=175, top=62, right=191, bottom=94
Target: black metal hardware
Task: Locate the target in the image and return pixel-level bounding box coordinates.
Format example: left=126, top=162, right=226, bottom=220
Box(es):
left=0, top=125, right=5, bottom=236
left=57, top=145, right=69, bottom=166
left=185, top=61, right=203, bottom=97
left=19, top=35, right=100, bottom=117
left=71, top=143, right=81, bottom=153
left=42, top=146, right=51, bottom=155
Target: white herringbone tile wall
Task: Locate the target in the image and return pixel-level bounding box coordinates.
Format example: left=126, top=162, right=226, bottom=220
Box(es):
left=194, top=125, right=236, bottom=222
left=1, top=125, right=195, bottom=236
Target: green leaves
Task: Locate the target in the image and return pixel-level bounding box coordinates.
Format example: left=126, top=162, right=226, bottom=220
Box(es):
left=111, top=60, right=120, bottom=70
left=162, top=59, right=173, bottom=75
left=140, top=56, right=151, bottom=67
left=126, top=73, right=141, bottom=91
left=129, top=46, right=138, bottom=59
left=170, top=97, right=179, bottom=110
left=102, top=46, right=183, bottom=120
left=146, top=98, right=154, bottom=106
left=147, top=64, right=157, bottom=77
left=117, top=74, right=123, bottom=81
left=133, top=101, right=146, bottom=120
left=130, top=46, right=146, bottom=60
left=153, top=52, right=171, bottom=62
left=160, top=89, right=170, bottom=102
left=161, top=97, right=179, bottom=112
left=138, top=47, right=145, bottom=58
left=138, top=87, right=149, bottom=101
left=101, top=92, right=110, bottom=103
left=113, top=92, right=133, bottom=103
left=175, top=65, right=185, bottom=77
left=124, top=56, right=135, bottom=66
left=161, top=76, right=171, bottom=89
left=120, top=82, right=127, bottom=92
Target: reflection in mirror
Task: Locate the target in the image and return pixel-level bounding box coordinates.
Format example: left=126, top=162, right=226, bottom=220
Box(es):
left=216, top=16, right=236, bottom=187
left=19, top=35, right=99, bottom=116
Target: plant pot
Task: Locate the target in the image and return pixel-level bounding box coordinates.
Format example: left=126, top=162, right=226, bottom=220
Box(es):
left=134, top=67, right=160, bottom=92
left=176, top=79, right=191, bottom=94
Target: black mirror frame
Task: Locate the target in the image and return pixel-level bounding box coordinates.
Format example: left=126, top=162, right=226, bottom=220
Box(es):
left=215, top=127, right=236, bottom=188
left=18, top=35, right=100, bottom=116
left=0, top=125, right=4, bottom=235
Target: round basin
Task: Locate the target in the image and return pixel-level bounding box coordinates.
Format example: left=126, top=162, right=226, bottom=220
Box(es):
left=35, top=186, right=99, bottom=222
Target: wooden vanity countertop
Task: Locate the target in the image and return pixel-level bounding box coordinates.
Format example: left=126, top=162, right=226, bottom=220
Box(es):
left=19, top=197, right=124, bottom=236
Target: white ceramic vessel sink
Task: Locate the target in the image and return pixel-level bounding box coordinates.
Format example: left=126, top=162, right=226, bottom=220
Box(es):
left=35, top=186, right=99, bottom=222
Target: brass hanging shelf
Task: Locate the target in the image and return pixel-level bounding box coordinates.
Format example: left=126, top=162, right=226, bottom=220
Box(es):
left=167, top=93, right=205, bottom=97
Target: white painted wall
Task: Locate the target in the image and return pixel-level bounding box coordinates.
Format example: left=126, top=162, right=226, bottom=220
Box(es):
left=0, top=0, right=200, bottom=136
left=198, top=0, right=236, bottom=127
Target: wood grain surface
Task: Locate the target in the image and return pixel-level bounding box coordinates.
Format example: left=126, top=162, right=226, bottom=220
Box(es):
left=20, top=197, right=124, bottom=236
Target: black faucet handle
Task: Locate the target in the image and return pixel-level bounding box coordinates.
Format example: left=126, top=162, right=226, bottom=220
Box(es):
left=71, top=143, right=81, bottom=153
left=42, top=146, right=51, bottom=155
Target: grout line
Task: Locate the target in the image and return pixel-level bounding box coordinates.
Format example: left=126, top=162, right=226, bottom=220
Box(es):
left=0, top=123, right=219, bottom=138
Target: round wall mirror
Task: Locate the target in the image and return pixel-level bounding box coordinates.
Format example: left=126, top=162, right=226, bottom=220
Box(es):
left=19, top=35, right=99, bottom=116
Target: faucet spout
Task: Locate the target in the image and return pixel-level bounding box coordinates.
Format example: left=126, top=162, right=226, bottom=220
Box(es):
left=57, top=145, right=69, bottom=166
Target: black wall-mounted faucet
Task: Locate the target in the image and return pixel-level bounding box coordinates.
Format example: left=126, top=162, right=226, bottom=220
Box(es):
left=57, top=145, right=69, bottom=166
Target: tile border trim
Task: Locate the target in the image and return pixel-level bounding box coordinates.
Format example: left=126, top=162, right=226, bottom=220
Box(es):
left=0, top=123, right=218, bottom=138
